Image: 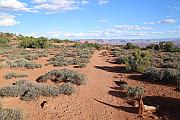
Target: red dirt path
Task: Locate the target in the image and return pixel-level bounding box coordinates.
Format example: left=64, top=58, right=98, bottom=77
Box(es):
left=0, top=50, right=179, bottom=120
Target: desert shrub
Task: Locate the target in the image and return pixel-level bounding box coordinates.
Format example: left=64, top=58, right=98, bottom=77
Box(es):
left=114, top=56, right=126, bottom=64
left=124, top=49, right=151, bottom=73
left=24, top=54, right=39, bottom=60
left=172, top=47, right=180, bottom=52
left=119, top=83, right=129, bottom=90
left=160, top=61, right=174, bottom=68
left=7, top=59, right=42, bottom=69
left=143, top=67, right=162, bottom=81
left=124, top=43, right=139, bottom=49
left=0, top=38, right=10, bottom=47
left=73, top=43, right=101, bottom=50
left=163, top=68, right=180, bottom=85
left=20, top=86, right=41, bottom=101
left=19, top=36, right=51, bottom=49
left=50, top=38, right=73, bottom=43
left=0, top=80, right=75, bottom=101
left=144, top=67, right=180, bottom=85
left=36, top=69, right=86, bottom=85
left=0, top=108, right=24, bottom=120
left=14, top=80, right=29, bottom=86
left=48, top=48, right=92, bottom=67
left=127, top=86, right=144, bottom=99
left=0, top=62, right=6, bottom=69
left=0, top=85, right=20, bottom=97
left=78, top=63, right=87, bottom=68
left=49, top=55, right=68, bottom=67
left=0, top=59, right=5, bottom=62
left=36, top=51, right=48, bottom=57
left=58, top=83, right=75, bottom=95
left=40, top=85, right=59, bottom=97
left=4, top=72, right=28, bottom=79
left=6, top=53, right=23, bottom=60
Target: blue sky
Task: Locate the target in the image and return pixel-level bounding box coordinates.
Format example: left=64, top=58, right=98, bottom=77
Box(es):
left=0, top=0, right=180, bottom=39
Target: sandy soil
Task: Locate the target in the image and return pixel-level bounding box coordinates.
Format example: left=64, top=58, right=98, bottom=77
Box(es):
left=0, top=50, right=180, bottom=120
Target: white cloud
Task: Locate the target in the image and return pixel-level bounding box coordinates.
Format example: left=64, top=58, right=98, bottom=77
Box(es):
left=114, top=25, right=154, bottom=30
left=33, top=0, right=80, bottom=12
left=0, top=12, right=19, bottom=26
left=99, top=0, right=109, bottom=5
left=144, top=18, right=177, bottom=25
left=0, top=0, right=33, bottom=12
left=81, top=0, right=90, bottom=5
left=0, top=0, right=88, bottom=13
left=20, top=28, right=180, bottom=39
left=29, top=26, right=150, bottom=38
left=32, top=0, right=48, bottom=4
left=158, top=18, right=177, bottom=24
left=144, top=22, right=155, bottom=25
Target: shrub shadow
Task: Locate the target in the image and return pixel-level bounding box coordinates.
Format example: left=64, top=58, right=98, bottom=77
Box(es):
left=93, top=98, right=137, bottom=114
left=108, top=90, right=127, bottom=99
left=128, top=74, right=175, bottom=87
left=94, top=66, right=129, bottom=73
left=143, top=96, right=180, bottom=120
left=114, top=80, right=127, bottom=86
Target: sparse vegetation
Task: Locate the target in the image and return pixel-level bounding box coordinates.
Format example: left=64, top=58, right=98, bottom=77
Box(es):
left=0, top=108, right=24, bottom=120
left=18, top=36, right=51, bottom=48
left=4, top=72, right=28, bottom=79
left=0, top=37, right=10, bottom=47
left=146, top=41, right=179, bottom=52
left=73, top=43, right=101, bottom=50
left=127, top=86, right=144, bottom=99
left=7, top=59, right=42, bottom=69
left=124, top=42, right=139, bottom=49
left=0, top=80, right=75, bottom=101
left=36, top=69, right=86, bottom=85
left=144, top=67, right=180, bottom=85
left=124, top=49, right=151, bottom=73
left=49, top=48, right=92, bottom=67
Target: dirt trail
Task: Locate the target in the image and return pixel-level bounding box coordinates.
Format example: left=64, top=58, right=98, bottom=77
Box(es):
left=1, top=50, right=179, bottom=120
left=29, top=50, right=138, bottom=120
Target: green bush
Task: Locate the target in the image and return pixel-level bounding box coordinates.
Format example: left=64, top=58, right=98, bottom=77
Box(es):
left=114, top=56, right=126, bottom=64
left=78, top=63, right=87, bottom=68
left=0, top=85, right=20, bottom=97
left=24, top=54, right=39, bottom=60
left=124, top=43, right=139, bottom=49
left=36, top=69, right=86, bottom=85
left=0, top=108, right=24, bottom=120
left=73, top=43, right=101, bottom=50
left=144, top=67, right=180, bottom=85
left=19, top=36, right=51, bottom=48
left=4, top=72, right=28, bottom=79
left=40, top=85, right=59, bottom=97
left=124, top=49, right=151, bottom=73
left=58, top=83, right=75, bottom=95
left=119, top=83, right=129, bottom=90
left=127, top=86, right=144, bottom=99
left=7, top=59, right=42, bottom=69
left=0, top=80, right=75, bottom=101
left=0, top=38, right=10, bottom=47
left=146, top=41, right=177, bottom=52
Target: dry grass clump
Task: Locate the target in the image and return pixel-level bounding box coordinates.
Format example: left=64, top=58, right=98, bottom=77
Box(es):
left=36, top=69, right=86, bottom=85
left=0, top=80, right=75, bottom=101
left=0, top=108, right=24, bottom=120
left=143, top=67, right=180, bottom=85
left=7, top=59, right=42, bottom=69
left=48, top=48, right=92, bottom=68
left=4, top=72, right=28, bottom=79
